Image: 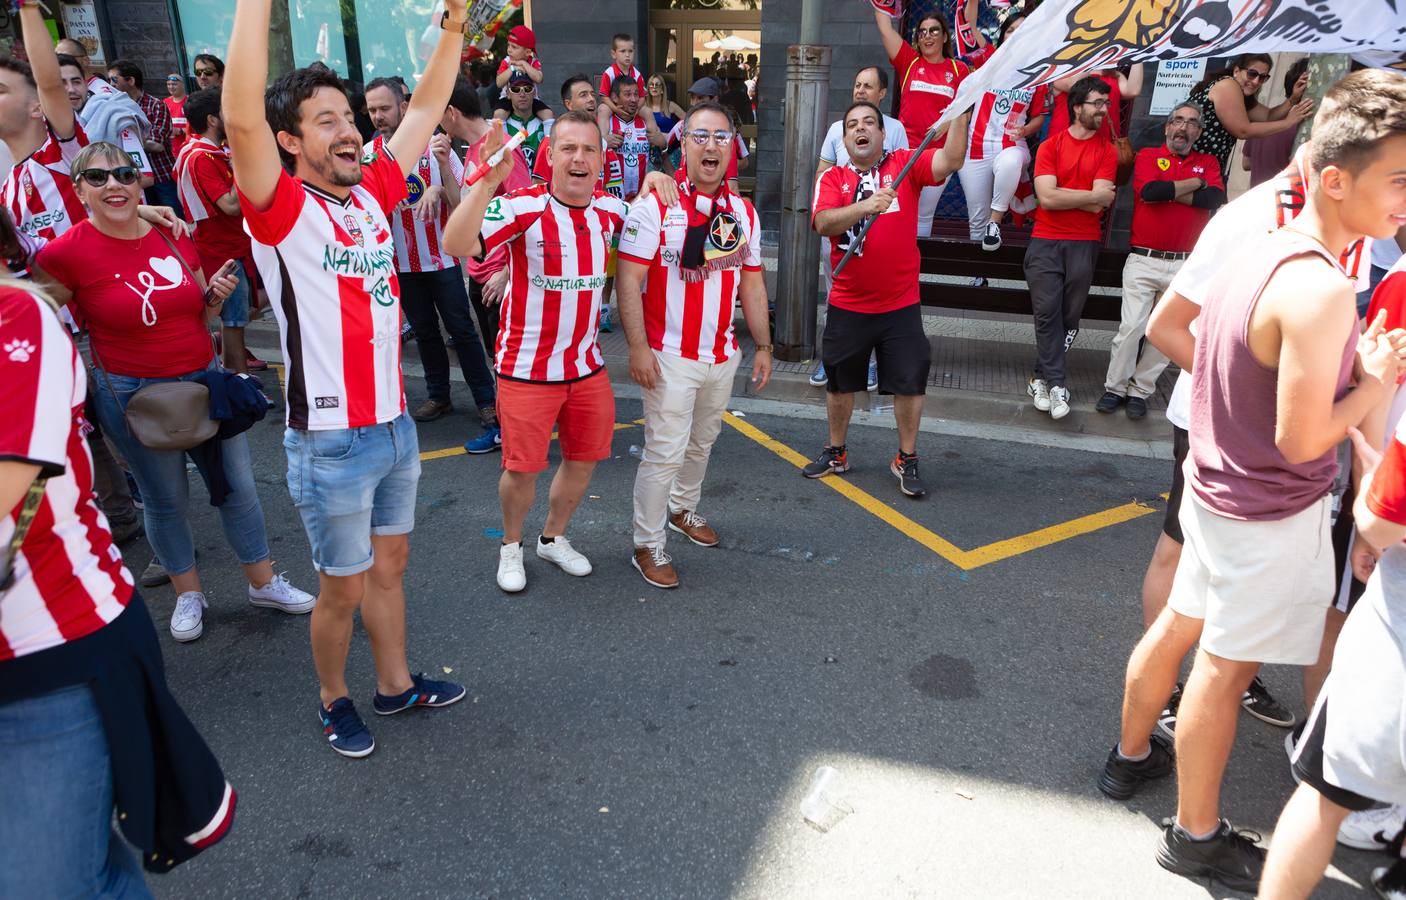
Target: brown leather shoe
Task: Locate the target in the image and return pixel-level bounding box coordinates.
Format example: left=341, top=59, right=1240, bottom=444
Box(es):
left=668, top=510, right=719, bottom=547
left=632, top=546, right=679, bottom=589
left=411, top=398, right=453, bottom=422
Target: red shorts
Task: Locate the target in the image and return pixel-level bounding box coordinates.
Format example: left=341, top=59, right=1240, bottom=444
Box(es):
left=496, top=369, right=617, bottom=473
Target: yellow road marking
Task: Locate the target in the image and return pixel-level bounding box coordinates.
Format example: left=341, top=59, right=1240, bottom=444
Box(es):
left=722, top=412, right=1159, bottom=571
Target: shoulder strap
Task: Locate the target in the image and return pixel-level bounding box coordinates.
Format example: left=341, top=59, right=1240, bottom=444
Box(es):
left=0, top=476, right=49, bottom=593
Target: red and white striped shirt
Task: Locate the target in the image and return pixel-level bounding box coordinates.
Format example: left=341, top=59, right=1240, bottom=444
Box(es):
left=609, top=115, right=651, bottom=202
left=967, top=85, right=1048, bottom=161
left=1, top=122, right=88, bottom=242
left=0, top=288, right=133, bottom=662
left=238, top=150, right=409, bottom=430
left=364, top=134, right=464, bottom=273
left=599, top=64, right=645, bottom=99
left=479, top=184, right=627, bottom=382
left=617, top=178, right=762, bottom=364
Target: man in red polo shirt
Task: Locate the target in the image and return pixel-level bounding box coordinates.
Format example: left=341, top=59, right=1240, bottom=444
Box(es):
left=1025, top=75, right=1117, bottom=421
left=803, top=100, right=968, bottom=499
left=1097, top=101, right=1224, bottom=420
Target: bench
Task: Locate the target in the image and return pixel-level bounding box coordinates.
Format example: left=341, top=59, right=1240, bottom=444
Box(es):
left=916, top=219, right=1129, bottom=322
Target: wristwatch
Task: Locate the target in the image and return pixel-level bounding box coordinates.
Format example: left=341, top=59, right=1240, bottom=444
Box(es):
left=440, top=13, right=468, bottom=33
left=754, top=344, right=774, bottom=353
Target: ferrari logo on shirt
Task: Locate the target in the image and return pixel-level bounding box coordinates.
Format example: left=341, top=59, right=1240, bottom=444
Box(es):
left=1157, top=157, right=1171, bottom=172
left=709, top=213, right=741, bottom=253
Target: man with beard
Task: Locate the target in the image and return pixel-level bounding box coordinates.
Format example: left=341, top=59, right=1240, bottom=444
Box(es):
left=224, top=0, right=469, bottom=758
left=441, top=114, right=628, bottom=595
left=362, top=77, right=499, bottom=445
left=803, top=101, right=968, bottom=499
left=616, top=101, right=774, bottom=588
left=1097, top=102, right=1224, bottom=420
left=1025, top=75, right=1118, bottom=421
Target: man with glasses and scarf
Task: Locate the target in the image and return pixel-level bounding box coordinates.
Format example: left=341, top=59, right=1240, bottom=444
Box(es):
left=615, top=101, right=773, bottom=589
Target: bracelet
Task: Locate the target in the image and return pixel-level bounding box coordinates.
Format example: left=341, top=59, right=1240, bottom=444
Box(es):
left=441, top=13, right=468, bottom=33
left=754, top=344, right=773, bottom=353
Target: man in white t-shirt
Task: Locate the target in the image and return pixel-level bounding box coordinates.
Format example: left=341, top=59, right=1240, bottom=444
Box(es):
left=816, top=66, right=909, bottom=175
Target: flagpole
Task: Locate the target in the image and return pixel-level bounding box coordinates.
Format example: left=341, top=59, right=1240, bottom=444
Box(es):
left=832, top=120, right=942, bottom=278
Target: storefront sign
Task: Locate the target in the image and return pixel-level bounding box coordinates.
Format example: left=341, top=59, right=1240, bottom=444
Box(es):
left=60, top=1, right=106, bottom=66
left=1149, top=59, right=1207, bottom=116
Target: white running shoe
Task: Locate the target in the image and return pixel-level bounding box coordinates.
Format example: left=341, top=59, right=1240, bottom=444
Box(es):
left=982, top=221, right=1002, bottom=251
left=536, top=536, right=592, bottom=576
left=1049, top=386, right=1071, bottom=420
left=497, top=542, right=527, bottom=593
left=1028, top=378, right=1051, bottom=412
left=248, top=573, right=316, bottom=614
left=1338, top=803, right=1406, bottom=851
left=170, top=591, right=207, bottom=642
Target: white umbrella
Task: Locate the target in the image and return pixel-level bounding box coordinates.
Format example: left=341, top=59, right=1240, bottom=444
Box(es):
left=703, top=34, right=760, bottom=51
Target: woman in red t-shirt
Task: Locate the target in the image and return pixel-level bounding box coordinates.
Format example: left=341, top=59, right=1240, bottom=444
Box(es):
left=32, top=142, right=315, bottom=644
left=873, top=6, right=971, bottom=237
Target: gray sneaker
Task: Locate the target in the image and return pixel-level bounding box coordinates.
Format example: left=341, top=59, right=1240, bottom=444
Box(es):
left=140, top=558, right=171, bottom=587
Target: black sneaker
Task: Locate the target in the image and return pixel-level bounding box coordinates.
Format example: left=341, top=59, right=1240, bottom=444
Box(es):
left=1095, top=391, right=1124, bottom=414
left=1156, top=819, right=1265, bottom=893
left=1375, top=858, right=1406, bottom=900
left=1098, top=732, right=1173, bottom=800
left=802, top=445, right=850, bottom=479
left=891, top=451, right=927, bottom=498
left=1242, top=675, right=1295, bottom=727
left=1156, top=682, right=1183, bottom=740
left=1126, top=396, right=1148, bottom=420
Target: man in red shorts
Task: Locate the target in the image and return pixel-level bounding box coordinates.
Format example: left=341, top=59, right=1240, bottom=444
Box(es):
left=443, top=112, right=628, bottom=594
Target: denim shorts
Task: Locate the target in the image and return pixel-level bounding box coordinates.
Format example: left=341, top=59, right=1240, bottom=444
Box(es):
left=283, top=412, right=421, bottom=576
left=219, top=264, right=252, bottom=329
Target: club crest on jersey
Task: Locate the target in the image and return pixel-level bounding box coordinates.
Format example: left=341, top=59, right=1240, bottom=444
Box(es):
left=405, top=172, right=427, bottom=206
left=708, top=212, right=742, bottom=254
left=21, top=170, right=32, bottom=199
left=343, top=214, right=365, bottom=247
left=1157, top=157, right=1171, bottom=172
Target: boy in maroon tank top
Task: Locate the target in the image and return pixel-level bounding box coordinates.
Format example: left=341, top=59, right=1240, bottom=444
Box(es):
left=1133, top=71, right=1406, bottom=893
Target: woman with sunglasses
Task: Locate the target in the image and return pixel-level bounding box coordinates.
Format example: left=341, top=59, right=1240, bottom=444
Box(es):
left=644, top=75, right=686, bottom=140
left=1188, top=53, right=1313, bottom=180
left=31, top=142, right=316, bottom=645
left=873, top=6, right=971, bottom=237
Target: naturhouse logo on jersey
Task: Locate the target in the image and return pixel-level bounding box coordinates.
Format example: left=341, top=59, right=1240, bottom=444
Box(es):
left=529, top=274, right=607, bottom=292
left=484, top=199, right=506, bottom=222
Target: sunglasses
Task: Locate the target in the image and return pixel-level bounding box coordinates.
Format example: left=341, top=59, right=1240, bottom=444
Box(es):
left=508, top=84, right=534, bottom=94
left=687, top=128, right=734, bottom=147
left=77, top=166, right=140, bottom=188
left=1242, top=69, right=1270, bottom=82
left=915, top=26, right=946, bottom=38
left=195, top=68, right=218, bottom=77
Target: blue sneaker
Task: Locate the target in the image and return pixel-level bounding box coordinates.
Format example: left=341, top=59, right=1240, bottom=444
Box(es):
left=808, top=363, right=827, bottom=387
left=867, top=356, right=879, bottom=392
left=463, top=424, right=502, bottom=454
left=319, top=697, right=375, bottom=758
left=373, top=673, right=466, bottom=716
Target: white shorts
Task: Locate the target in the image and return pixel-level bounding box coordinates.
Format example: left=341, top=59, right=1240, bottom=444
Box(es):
left=1167, top=492, right=1333, bottom=665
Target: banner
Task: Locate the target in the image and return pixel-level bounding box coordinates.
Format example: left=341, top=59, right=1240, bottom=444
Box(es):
left=935, top=0, right=1406, bottom=129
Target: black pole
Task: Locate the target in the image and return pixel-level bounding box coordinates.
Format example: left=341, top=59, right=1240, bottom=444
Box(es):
left=831, top=121, right=942, bottom=278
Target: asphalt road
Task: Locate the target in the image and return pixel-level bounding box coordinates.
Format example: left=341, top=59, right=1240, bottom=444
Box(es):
left=133, top=373, right=1384, bottom=900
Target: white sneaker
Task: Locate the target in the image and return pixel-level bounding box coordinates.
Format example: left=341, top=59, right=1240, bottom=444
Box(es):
left=248, top=573, right=316, bottom=614
left=1049, top=386, right=1071, bottom=420
left=1338, top=803, right=1406, bottom=851
left=536, top=536, right=592, bottom=577
left=1028, top=378, right=1051, bottom=412
left=981, top=221, right=1002, bottom=251
left=497, top=542, right=527, bottom=593
left=170, top=591, right=207, bottom=642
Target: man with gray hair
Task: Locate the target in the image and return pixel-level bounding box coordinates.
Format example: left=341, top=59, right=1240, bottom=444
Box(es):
left=1096, top=101, right=1225, bottom=420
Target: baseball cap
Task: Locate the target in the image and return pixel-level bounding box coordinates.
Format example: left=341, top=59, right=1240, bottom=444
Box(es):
left=507, top=25, right=536, bottom=51
left=508, top=68, right=535, bottom=87
left=687, top=77, right=721, bottom=98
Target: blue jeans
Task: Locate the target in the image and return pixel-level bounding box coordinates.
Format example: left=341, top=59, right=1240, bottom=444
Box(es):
left=283, top=412, right=420, bottom=576
left=400, top=265, right=496, bottom=410
left=219, top=263, right=252, bottom=328
left=0, top=683, right=152, bottom=899
left=89, top=362, right=271, bottom=576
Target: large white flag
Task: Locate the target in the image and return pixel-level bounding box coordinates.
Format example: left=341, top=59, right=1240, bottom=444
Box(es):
left=936, top=0, right=1406, bottom=129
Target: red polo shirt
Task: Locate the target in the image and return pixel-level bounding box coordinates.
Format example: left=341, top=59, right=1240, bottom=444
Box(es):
left=1130, top=145, right=1223, bottom=253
